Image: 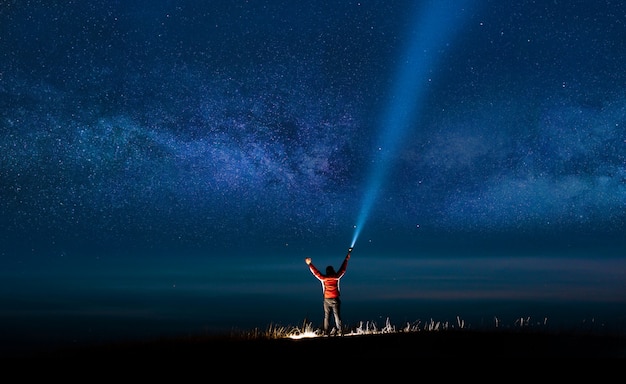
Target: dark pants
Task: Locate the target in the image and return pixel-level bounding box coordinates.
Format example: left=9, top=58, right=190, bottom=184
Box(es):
left=323, top=297, right=342, bottom=335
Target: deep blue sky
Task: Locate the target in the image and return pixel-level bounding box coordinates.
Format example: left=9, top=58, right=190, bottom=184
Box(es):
left=1, top=1, right=625, bottom=350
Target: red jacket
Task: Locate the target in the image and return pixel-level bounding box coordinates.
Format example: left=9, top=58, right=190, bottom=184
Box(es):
left=308, top=255, right=350, bottom=299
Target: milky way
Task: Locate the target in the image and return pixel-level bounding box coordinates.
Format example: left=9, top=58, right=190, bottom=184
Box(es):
left=1, top=0, right=625, bottom=256
left=1, top=1, right=626, bottom=353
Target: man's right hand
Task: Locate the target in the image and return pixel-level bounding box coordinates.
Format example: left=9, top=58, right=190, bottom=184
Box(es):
left=305, top=257, right=312, bottom=265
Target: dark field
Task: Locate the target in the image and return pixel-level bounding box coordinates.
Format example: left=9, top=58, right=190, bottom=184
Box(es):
left=13, top=329, right=625, bottom=359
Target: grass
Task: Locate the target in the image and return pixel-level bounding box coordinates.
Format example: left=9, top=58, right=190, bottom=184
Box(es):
left=10, top=315, right=626, bottom=359
left=235, top=314, right=621, bottom=340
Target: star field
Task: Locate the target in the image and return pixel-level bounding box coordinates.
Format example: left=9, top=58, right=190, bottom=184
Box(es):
left=0, top=0, right=625, bottom=351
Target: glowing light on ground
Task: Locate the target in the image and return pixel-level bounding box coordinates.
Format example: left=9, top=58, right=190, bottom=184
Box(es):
left=288, top=331, right=319, bottom=340
left=285, top=317, right=454, bottom=339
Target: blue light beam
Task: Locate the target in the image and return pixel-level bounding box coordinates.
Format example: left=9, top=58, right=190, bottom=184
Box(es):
left=351, top=1, right=475, bottom=248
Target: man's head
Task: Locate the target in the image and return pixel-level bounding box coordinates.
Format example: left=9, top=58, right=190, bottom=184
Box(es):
left=326, top=266, right=336, bottom=275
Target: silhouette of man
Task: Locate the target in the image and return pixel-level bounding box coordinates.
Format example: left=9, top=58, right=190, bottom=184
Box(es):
left=305, top=247, right=352, bottom=336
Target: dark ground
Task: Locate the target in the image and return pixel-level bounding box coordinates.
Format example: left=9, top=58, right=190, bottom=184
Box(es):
left=10, top=329, right=625, bottom=359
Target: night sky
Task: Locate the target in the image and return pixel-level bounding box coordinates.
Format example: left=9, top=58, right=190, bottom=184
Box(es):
left=1, top=0, right=625, bottom=351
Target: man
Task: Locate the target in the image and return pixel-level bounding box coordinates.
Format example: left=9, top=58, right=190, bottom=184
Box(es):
left=305, top=247, right=352, bottom=336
